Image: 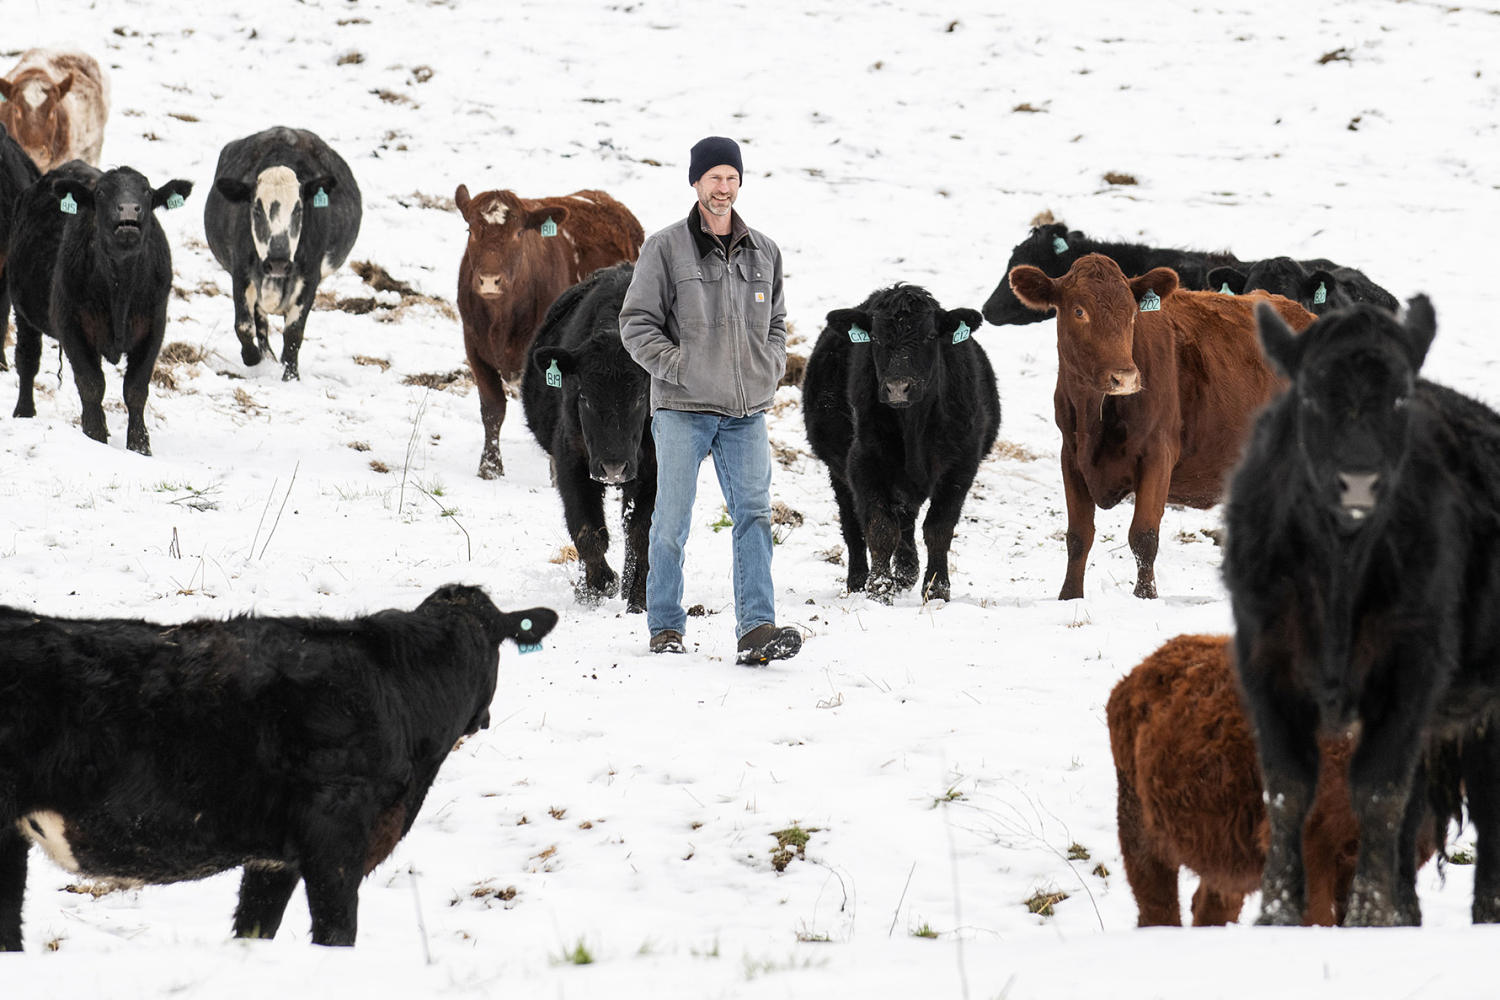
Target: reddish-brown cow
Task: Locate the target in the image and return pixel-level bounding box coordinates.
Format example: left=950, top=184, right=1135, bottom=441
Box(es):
left=454, top=186, right=643, bottom=479
left=1009, top=253, right=1314, bottom=599
left=0, top=49, right=109, bottom=172
left=1107, top=634, right=1444, bottom=927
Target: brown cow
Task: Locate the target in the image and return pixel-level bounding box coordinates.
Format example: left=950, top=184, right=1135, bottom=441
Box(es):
left=454, top=186, right=643, bottom=479
left=1008, top=253, right=1314, bottom=599
left=1107, top=634, right=1445, bottom=927
left=0, top=50, right=109, bottom=172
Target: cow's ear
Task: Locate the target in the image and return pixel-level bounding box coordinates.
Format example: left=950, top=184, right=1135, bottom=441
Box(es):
left=54, top=73, right=74, bottom=101
left=526, top=206, right=569, bottom=232
left=1400, top=295, right=1436, bottom=370
left=533, top=346, right=578, bottom=379
left=454, top=184, right=472, bottom=218
left=1256, top=301, right=1303, bottom=377
left=1305, top=269, right=1338, bottom=308
left=1130, top=267, right=1179, bottom=304
left=215, top=177, right=254, bottom=203
left=53, top=177, right=95, bottom=211
left=300, top=175, right=336, bottom=204
left=825, top=308, right=873, bottom=342
left=0, top=78, right=13, bottom=102
left=941, top=308, right=982, bottom=345
left=151, top=179, right=193, bottom=211
left=1007, top=265, right=1056, bottom=312
left=1208, top=266, right=1247, bottom=295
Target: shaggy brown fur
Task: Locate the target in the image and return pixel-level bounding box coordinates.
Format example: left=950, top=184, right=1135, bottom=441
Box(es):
left=1108, top=634, right=1439, bottom=926
left=1009, top=254, right=1315, bottom=599
left=0, top=49, right=109, bottom=172
left=453, top=186, right=643, bottom=479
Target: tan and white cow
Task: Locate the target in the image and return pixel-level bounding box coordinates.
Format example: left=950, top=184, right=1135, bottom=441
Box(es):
left=0, top=49, right=110, bottom=172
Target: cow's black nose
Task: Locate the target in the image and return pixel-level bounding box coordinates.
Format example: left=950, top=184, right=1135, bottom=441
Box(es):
left=264, top=259, right=292, bottom=278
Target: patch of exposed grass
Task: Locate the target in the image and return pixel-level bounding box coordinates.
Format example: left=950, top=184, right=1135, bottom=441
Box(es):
left=1025, top=887, right=1069, bottom=917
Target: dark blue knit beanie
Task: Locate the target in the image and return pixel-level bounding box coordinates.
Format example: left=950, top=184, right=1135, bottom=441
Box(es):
left=688, top=136, right=743, bottom=185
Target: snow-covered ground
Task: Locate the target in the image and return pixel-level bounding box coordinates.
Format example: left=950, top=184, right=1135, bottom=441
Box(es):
left=2, top=1, right=1498, bottom=996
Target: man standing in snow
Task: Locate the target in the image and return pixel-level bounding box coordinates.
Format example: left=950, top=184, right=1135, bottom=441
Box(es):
left=620, top=135, right=801, bottom=665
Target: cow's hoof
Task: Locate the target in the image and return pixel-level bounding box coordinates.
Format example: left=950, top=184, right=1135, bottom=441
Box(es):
left=866, top=575, right=897, bottom=605
left=477, top=457, right=504, bottom=480
left=241, top=343, right=262, bottom=366
left=281, top=366, right=300, bottom=382
left=626, top=602, right=645, bottom=615
left=1133, top=580, right=1158, bottom=599
left=922, top=578, right=950, bottom=603
left=13, top=404, right=34, bottom=419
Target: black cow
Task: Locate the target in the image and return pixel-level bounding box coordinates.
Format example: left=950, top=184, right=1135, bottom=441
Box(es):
left=803, top=284, right=1000, bottom=602
left=521, top=263, right=654, bottom=612
left=0, top=585, right=558, bottom=949
left=981, top=221, right=1240, bottom=326
left=1224, top=296, right=1500, bottom=927
left=0, top=123, right=40, bottom=371
left=1207, top=256, right=1399, bottom=315
left=203, top=127, right=362, bottom=381
left=8, top=163, right=191, bottom=454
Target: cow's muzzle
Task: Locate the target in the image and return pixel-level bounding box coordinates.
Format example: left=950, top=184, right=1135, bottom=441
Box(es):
left=881, top=378, right=918, bottom=407
left=1337, top=470, right=1381, bottom=520
left=475, top=273, right=504, bottom=297
left=592, top=461, right=634, bottom=485
left=1105, top=368, right=1142, bottom=395
left=263, top=258, right=293, bottom=279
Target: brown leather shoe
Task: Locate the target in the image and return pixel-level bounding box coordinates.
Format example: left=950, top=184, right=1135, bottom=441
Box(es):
left=735, top=623, right=802, bottom=666
left=650, top=629, right=686, bottom=654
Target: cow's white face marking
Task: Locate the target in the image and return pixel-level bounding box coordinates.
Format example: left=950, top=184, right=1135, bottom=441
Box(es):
left=480, top=203, right=508, bottom=225
left=18, top=79, right=49, bottom=110
left=251, top=165, right=303, bottom=265
left=19, top=811, right=80, bottom=873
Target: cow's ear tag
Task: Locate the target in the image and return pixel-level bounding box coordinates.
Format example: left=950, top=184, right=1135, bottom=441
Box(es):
left=519, top=641, right=543, bottom=654
left=59, top=192, right=77, bottom=215
left=1052, top=236, right=1068, bottom=255
left=540, top=216, right=558, bottom=237
left=312, top=187, right=329, bottom=208
left=1220, top=283, right=1233, bottom=295
left=1313, top=281, right=1327, bottom=305
left=518, top=617, right=543, bottom=653
left=951, top=320, right=971, bottom=345
left=847, top=324, right=870, bottom=344
left=166, top=192, right=185, bottom=210
left=1138, top=290, right=1162, bottom=312
left=545, top=359, right=562, bottom=388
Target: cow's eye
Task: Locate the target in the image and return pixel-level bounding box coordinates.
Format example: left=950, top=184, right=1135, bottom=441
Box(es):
left=1074, top=306, right=1085, bottom=320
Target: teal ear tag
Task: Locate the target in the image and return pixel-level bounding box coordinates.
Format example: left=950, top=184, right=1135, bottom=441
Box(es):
left=951, top=320, right=971, bottom=345
left=540, top=216, right=558, bottom=237
left=847, top=324, right=870, bottom=344
left=166, top=192, right=185, bottom=210
left=1313, top=281, right=1327, bottom=305
left=1138, top=289, right=1162, bottom=312
left=312, top=187, right=329, bottom=208
left=519, top=642, right=543, bottom=654
left=1219, top=282, right=1233, bottom=294
left=545, top=359, right=562, bottom=388
left=59, top=192, right=77, bottom=215
left=1052, top=236, right=1068, bottom=255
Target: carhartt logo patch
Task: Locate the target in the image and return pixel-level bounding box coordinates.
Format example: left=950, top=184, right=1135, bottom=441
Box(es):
left=755, top=291, right=765, bottom=302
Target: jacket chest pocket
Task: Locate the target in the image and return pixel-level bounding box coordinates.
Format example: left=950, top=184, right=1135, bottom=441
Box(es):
left=672, top=259, right=726, bottom=330
left=735, top=257, right=772, bottom=331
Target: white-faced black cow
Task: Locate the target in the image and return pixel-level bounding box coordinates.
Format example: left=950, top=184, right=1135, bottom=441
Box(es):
left=521, top=263, right=655, bottom=612
left=803, top=284, right=1000, bottom=602
left=0, top=585, right=557, bottom=949
left=7, top=162, right=191, bottom=454
left=203, top=126, right=362, bottom=381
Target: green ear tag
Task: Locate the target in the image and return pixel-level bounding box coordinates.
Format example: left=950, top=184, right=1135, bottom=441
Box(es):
left=847, top=324, right=870, bottom=344
left=540, top=216, right=558, bottom=237
left=1052, top=236, right=1068, bottom=255
left=312, top=187, right=329, bottom=208
left=59, top=192, right=77, bottom=215
left=1138, top=290, right=1162, bottom=312
left=546, top=359, right=562, bottom=388
left=166, top=192, right=185, bottom=210
left=951, top=320, right=971, bottom=345
left=519, top=641, right=543, bottom=654
left=520, top=618, right=532, bottom=631
left=1219, top=282, right=1233, bottom=294
left=1313, top=281, right=1327, bottom=305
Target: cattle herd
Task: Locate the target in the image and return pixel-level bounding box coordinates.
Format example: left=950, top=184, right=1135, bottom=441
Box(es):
left=0, top=44, right=1496, bottom=948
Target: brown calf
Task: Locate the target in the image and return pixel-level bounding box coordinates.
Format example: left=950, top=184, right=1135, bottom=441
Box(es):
left=1107, top=634, right=1443, bottom=927
left=1009, top=254, right=1314, bottom=599
left=454, top=186, right=643, bottom=478
left=0, top=49, right=109, bottom=172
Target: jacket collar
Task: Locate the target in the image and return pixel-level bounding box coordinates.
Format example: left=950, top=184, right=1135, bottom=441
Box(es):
left=686, top=203, right=755, bottom=259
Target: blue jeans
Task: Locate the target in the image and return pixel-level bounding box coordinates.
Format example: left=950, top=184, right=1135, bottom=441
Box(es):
left=647, top=409, right=775, bottom=640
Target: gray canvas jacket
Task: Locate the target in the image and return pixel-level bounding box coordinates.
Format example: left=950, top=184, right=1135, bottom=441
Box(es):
left=620, top=205, right=787, bottom=416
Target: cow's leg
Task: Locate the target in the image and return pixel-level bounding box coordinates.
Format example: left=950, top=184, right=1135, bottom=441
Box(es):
left=0, top=281, right=11, bottom=372
left=1115, top=769, right=1181, bottom=926
left=233, top=865, right=302, bottom=940
left=0, top=822, right=28, bottom=951
left=893, top=511, right=920, bottom=591
left=61, top=334, right=109, bottom=444
left=620, top=459, right=655, bottom=614
left=1058, top=447, right=1095, bottom=600
left=278, top=287, right=317, bottom=382
left=231, top=272, right=264, bottom=367
left=465, top=340, right=507, bottom=479
left=1127, top=456, right=1173, bottom=599
left=121, top=316, right=164, bottom=456
left=298, top=798, right=376, bottom=947
left=1190, top=881, right=1245, bottom=926
left=1464, top=726, right=1500, bottom=922
left=558, top=449, right=618, bottom=602
left=11, top=313, right=44, bottom=418
left=919, top=464, right=980, bottom=602
left=861, top=499, right=901, bottom=603
left=828, top=472, right=868, bottom=592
